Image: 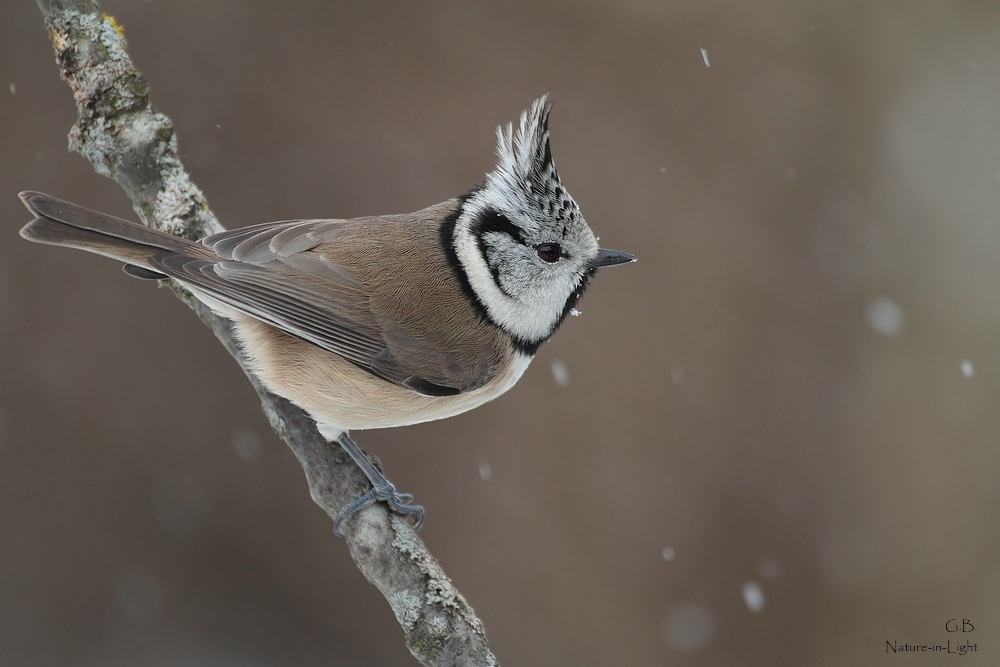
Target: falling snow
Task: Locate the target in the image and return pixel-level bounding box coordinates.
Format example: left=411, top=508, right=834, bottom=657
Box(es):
left=551, top=359, right=570, bottom=387
left=231, top=427, right=263, bottom=462
left=758, top=556, right=781, bottom=581
left=961, top=360, right=974, bottom=377
left=742, top=581, right=766, bottom=613
left=663, top=603, right=715, bottom=652
left=701, top=48, right=710, bottom=67
left=661, top=546, right=676, bottom=562
left=478, top=458, right=492, bottom=482
left=866, top=296, right=905, bottom=337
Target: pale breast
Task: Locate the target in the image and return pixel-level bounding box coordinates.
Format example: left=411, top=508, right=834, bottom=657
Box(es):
left=233, top=315, right=530, bottom=438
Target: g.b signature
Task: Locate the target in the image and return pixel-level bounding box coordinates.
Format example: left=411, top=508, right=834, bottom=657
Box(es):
left=945, top=619, right=976, bottom=633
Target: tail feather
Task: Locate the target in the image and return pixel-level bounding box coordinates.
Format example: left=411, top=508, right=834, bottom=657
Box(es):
left=19, top=215, right=162, bottom=265
left=18, top=191, right=213, bottom=273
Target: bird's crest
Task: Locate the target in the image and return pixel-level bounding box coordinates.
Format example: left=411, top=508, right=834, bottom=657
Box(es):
left=484, top=94, right=582, bottom=226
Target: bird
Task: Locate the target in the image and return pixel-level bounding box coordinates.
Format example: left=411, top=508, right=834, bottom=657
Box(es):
left=18, top=95, right=635, bottom=535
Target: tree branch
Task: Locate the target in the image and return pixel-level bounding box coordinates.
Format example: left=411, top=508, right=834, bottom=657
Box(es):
left=34, top=2, right=498, bottom=665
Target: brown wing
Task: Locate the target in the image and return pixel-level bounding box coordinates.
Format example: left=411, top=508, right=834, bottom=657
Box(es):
left=156, top=205, right=503, bottom=395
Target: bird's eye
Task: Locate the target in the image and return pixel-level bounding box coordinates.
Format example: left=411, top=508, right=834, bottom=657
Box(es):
left=536, top=243, right=561, bottom=263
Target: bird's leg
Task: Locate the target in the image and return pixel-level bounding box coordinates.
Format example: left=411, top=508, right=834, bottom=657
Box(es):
left=333, top=432, right=424, bottom=537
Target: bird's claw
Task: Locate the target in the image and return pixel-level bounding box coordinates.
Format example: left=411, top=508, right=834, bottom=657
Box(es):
left=333, top=480, right=424, bottom=537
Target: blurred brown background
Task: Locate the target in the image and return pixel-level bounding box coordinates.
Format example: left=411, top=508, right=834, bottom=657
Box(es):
left=2, top=0, right=1000, bottom=665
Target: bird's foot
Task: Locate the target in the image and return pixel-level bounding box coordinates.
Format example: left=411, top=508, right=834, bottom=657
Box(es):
left=333, top=480, right=424, bottom=537
left=332, top=432, right=424, bottom=537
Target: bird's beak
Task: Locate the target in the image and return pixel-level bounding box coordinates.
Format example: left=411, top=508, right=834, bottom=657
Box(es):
left=589, top=248, right=636, bottom=269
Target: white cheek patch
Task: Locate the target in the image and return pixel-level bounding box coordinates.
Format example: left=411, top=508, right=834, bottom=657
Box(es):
left=454, top=213, right=560, bottom=343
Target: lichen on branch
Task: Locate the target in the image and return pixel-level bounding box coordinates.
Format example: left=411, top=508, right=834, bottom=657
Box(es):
left=43, top=4, right=219, bottom=240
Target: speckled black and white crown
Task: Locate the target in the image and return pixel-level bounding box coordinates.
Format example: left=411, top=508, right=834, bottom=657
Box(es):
left=446, top=95, right=601, bottom=351
left=477, top=94, right=583, bottom=231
